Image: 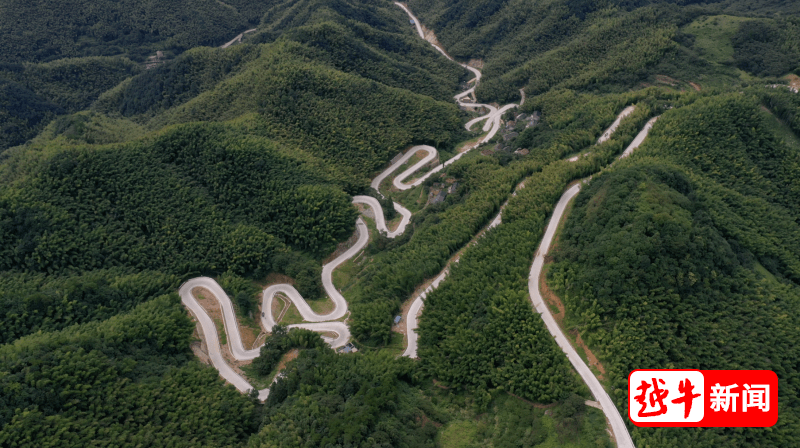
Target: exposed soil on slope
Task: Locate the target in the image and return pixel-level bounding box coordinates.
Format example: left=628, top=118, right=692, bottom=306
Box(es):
left=787, top=74, right=800, bottom=90
left=274, top=349, right=300, bottom=374
left=192, top=287, right=263, bottom=355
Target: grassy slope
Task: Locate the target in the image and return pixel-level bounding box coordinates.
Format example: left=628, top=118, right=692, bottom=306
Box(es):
left=683, top=14, right=756, bottom=64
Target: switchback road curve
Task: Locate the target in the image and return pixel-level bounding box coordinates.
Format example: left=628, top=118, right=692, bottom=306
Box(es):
left=181, top=8, right=517, bottom=397
left=183, top=8, right=652, bottom=439
left=402, top=105, right=644, bottom=360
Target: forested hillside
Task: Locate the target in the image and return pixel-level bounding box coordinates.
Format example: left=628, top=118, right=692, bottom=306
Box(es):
left=548, top=92, right=800, bottom=446
left=0, top=0, right=477, bottom=444
left=1, top=0, right=466, bottom=151
left=0, top=0, right=265, bottom=64
left=0, top=57, right=141, bottom=149
left=2, top=0, right=800, bottom=446
left=0, top=295, right=260, bottom=446
left=408, top=0, right=800, bottom=101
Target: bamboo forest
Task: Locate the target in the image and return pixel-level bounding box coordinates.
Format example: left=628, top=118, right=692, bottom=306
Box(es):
left=1, top=0, right=799, bottom=447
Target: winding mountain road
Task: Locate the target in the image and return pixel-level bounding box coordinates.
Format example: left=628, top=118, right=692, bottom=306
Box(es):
left=598, top=105, right=636, bottom=144
left=353, top=195, right=412, bottom=237
left=401, top=104, right=643, bottom=360
left=527, top=116, right=659, bottom=448
left=181, top=197, right=410, bottom=398
left=220, top=29, right=256, bottom=49
left=569, top=105, right=637, bottom=162
left=181, top=10, right=516, bottom=397
left=184, top=9, right=651, bottom=445
left=395, top=0, right=511, bottom=146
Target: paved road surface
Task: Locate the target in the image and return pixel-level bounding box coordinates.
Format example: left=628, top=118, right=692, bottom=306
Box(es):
left=402, top=198, right=506, bottom=358
left=598, top=105, right=636, bottom=144
left=180, top=277, right=350, bottom=400
left=569, top=105, right=638, bottom=162
left=395, top=1, right=512, bottom=146
left=402, top=270, right=449, bottom=358
left=220, top=29, right=256, bottom=48
left=528, top=116, right=659, bottom=448
left=464, top=104, right=498, bottom=130
left=528, top=185, right=634, bottom=448
left=180, top=279, right=257, bottom=393
left=619, top=116, right=659, bottom=159
left=353, top=195, right=412, bottom=238
left=182, top=4, right=653, bottom=423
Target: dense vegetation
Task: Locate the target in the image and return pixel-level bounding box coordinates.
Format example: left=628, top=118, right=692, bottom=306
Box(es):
left=254, top=346, right=611, bottom=448
left=0, top=57, right=141, bottom=113
left=346, top=87, right=668, bottom=344
left=549, top=93, right=800, bottom=446
left=1, top=0, right=466, bottom=152
left=0, top=0, right=267, bottom=64
left=408, top=0, right=800, bottom=101
left=415, top=90, right=658, bottom=399
left=0, top=269, right=178, bottom=345
left=732, top=19, right=800, bottom=76
left=0, top=295, right=260, bottom=447
left=251, top=325, right=326, bottom=376
left=254, top=349, right=438, bottom=447
left=0, top=1, right=475, bottom=443
left=0, top=79, right=64, bottom=149
left=2, top=0, right=800, bottom=445
left=761, top=85, right=800, bottom=136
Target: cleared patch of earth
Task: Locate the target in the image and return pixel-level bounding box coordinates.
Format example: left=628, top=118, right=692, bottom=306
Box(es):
left=262, top=272, right=296, bottom=287
left=356, top=203, right=403, bottom=234
left=467, top=58, right=484, bottom=69
left=190, top=328, right=211, bottom=365
left=190, top=287, right=254, bottom=375
left=194, top=286, right=264, bottom=350
left=787, top=73, right=800, bottom=91
left=417, top=413, right=443, bottom=428
left=541, top=191, right=608, bottom=380
left=239, top=320, right=262, bottom=350
left=539, top=271, right=607, bottom=380
left=655, top=74, right=679, bottom=86
left=271, top=294, right=288, bottom=323
left=272, top=349, right=300, bottom=381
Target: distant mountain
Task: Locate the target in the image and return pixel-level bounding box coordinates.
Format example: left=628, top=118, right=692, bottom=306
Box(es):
left=408, top=0, right=800, bottom=101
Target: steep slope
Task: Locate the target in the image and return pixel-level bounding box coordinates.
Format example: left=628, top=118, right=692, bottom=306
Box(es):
left=0, top=1, right=472, bottom=444
left=0, top=0, right=264, bottom=63
left=407, top=0, right=800, bottom=101
left=548, top=93, right=800, bottom=447
left=0, top=79, right=64, bottom=149
left=0, top=295, right=260, bottom=447
left=2, top=0, right=800, bottom=446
